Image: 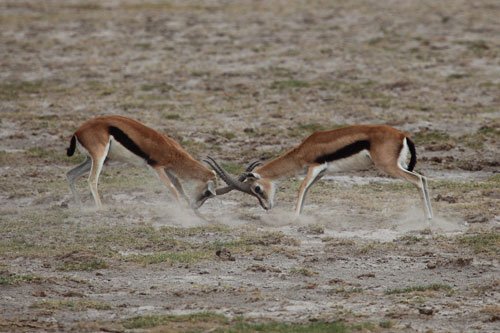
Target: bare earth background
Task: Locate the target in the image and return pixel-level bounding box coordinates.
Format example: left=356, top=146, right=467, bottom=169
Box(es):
left=0, top=1, right=499, bottom=332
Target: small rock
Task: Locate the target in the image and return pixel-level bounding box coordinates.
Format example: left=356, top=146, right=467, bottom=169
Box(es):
left=419, top=307, right=435, bottom=315
left=427, top=262, right=437, bottom=269
left=62, top=291, right=85, bottom=298
left=466, top=215, right=489, bottom=224
left=357, top=272, right=375, bottom=279
left=304, top=283, right=318, bottom=289
left=216, top=248, right=235, bottom=261
left=435, top=194, right=457, bottom=203
left=32, top=290, right=47, bottom=297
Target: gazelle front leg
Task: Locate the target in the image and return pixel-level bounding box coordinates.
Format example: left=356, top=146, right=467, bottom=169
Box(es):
left=295, top=164, right=327, bottom=215
left=154, top=167, right=182, bottom=205
left=165, top=170, right=189, bottom=205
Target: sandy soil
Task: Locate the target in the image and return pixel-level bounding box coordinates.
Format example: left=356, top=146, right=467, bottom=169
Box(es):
left=0, top=0, right=499, bottom=332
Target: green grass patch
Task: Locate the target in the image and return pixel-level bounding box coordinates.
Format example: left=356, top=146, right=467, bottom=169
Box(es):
left=462, top=125, right=500, bottom=149
left=447, top=73, right=469, bottom=80
left=0, top=210, right=233, bottom=261
left=32, top=299, right=112, bottom=311
left=226, top=321, right=356, bottom=333
left=123, top=312, right=227, bottom=329
left=385, top=283, right=453, bottom=295
left=290, top=267, right=318, bottom=277
left=379, top=320, right=393, bottom=329
left=123, top=312, right=365, bottom=332
left=57, top=258, right=108, bottom=272
left=162, top=113, right=182, bottom=120
left=413, top=129, right=452, bottom=144
left=270, top=80, right=310, bottom=90
left=458, top=233, right=499, bottom=256
left=212, top=130, right=236, bottom=140
left=141, top=82, right=174, bottom=92
left=0, top=273, right=43, bottom=285
left=430, top=178, right=499, bottom=191
left=456, top=40, right=490, bottom=54
left=239, top=231, right=299, bottom=247
left=288, top=122, right=344, bottom=138
left=26, top=147, right=73, bottom=163
left=395, top=235, right=423, bottom=245
left=127, top=250, right=211, bottom=265
left=85, top=80, right=115, bottom=96
left=329, top=286, right=363, bottom=295
left=220, top=161, right=244, bottom=175
left=0, top=80, right=44, bottom=100
left=180, top=139, right=208, bottom=155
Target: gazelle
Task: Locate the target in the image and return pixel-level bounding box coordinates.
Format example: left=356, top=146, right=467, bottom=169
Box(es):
left=205, top=125, right=433, bottom=219
left=66, top=115, right=217, bottom=210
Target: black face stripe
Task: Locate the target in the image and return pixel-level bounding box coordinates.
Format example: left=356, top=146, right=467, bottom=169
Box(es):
left=108, top=126, right=158, bottom=166
left=314, top=140, right=370, bottom=164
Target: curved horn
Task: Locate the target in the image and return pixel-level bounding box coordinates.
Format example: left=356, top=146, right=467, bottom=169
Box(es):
left=204, top=156, right=253, bottom=194
left=245, top=160, right=262, bottom=172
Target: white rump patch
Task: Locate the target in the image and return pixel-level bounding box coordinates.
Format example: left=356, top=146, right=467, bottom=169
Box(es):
left=398, top=138, right=410, bottom=169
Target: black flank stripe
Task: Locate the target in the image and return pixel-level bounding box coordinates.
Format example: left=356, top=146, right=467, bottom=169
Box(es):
left=108, top=126, right=158, bottom=166
left=315, top=140, right=370, bottom=164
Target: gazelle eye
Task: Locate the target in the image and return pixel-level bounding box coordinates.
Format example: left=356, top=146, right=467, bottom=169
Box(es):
left=254, top=185, right=263, bottom=194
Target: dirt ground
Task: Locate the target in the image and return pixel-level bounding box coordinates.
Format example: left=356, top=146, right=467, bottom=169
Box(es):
left=1, top=0, right=499, bottom=332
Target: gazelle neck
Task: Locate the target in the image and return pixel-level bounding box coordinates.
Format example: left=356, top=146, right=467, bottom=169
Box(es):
left=175, top=156, right=213, bottom=181
left=255, top=147, right=304, bottom=180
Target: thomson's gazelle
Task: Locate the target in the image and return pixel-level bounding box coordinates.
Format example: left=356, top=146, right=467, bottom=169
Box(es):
left=205, top=125, right=433, bottom=219
left=66, top=115, right=217, bottom=209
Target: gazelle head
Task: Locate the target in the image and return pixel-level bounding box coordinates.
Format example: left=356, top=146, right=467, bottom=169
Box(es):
left=203, top=157, right=276, bottom=211
left=190, top=177, right=217, bottom=210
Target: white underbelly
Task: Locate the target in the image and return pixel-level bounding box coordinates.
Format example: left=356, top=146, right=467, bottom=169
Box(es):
left=106, top=138, right=147, bottom=166
left=325, top=150, right=372, bottom=172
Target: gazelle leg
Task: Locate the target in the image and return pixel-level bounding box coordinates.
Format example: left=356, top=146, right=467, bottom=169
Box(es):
left=295, top=164, right=327, bottom=215
left=165, top=170, right=189, bottom=204
left=154, top=167, right=182, bottom=204
left=66, top=156, right=92, bottom=205
left=383, top=165, right=433, bottom=220
left=88, top=143, right=109, bottom=209
left=419, top=173, right=433, bottom=219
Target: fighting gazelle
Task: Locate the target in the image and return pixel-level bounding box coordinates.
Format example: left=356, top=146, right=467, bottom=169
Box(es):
left=66, top=115, right=217, bottom=210
left=205, top=125, right=433, bottom=219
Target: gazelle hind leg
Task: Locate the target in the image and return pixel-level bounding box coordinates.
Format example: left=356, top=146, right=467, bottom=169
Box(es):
left=388, top=165, right=433, bottom=220
left=88, top=143, right=110, bottom=209
left=66, top=156, right=92, bottom=205
left=420, top=175, right=433, bottom=219
left=295, top=164, right=326, bottom=215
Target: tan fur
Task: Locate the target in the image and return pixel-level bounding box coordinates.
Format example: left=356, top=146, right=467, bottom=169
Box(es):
left=239, top=125, right=432, bottom=219
left=67, top=115, right=216, bottom=209
left=255, top=125, right=405, bottom=178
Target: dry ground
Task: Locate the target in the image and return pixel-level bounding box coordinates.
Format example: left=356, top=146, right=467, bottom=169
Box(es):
left=0, top=0, right=499, bottom=332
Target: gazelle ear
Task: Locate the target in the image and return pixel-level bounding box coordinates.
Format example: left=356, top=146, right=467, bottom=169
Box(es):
left=207, top=181, right=216, bottom=196
left=242, top=172, right=260, bottom=180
